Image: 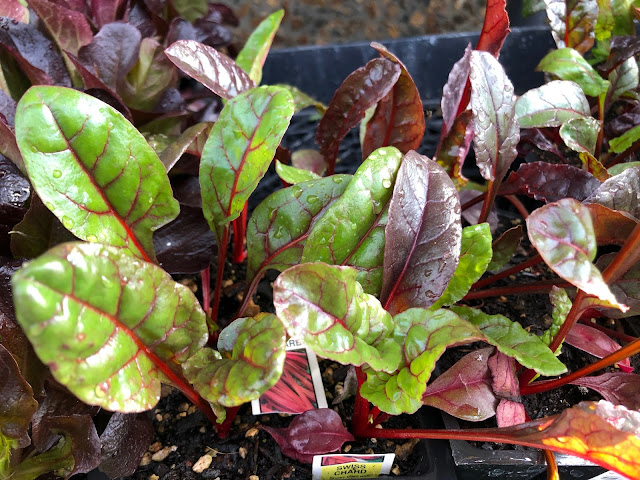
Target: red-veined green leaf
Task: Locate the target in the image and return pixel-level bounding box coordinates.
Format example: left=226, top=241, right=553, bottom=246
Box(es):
left=275, top=159, right=320, bottom=184
left=15, top=86, right=179, bottom=261
left=537, top=48, right=610, bottom=97
left=236, top=10, right=283, bottom=85
left=559, top=116, right=601, bottom=155
left=26, top=0, right=93, bottom=56
left=515, top=80, right=590, bottom=128
left=11, top=242, right=208, bottom=412
left=544, top=0, right=598, bottom=53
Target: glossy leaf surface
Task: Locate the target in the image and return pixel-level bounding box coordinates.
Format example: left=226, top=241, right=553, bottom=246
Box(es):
left=315, top=58, right=401, bottom=173
left=11, top=242, right=208, bottom=412
left=488, top=225, right=522, bottom=272
left=475, top=0, right=510, bottom=56
left=200, top=85, right=294, bottom=243
left=273, top=263, right=399, bottom=373
left=537, top=48, right=610, bottom=97
left=515, top=80, right=590, bottom=128
left=361, top=43, right=425, bottom=159
left=247, top=175, right=350, bottom=281
left=570, top=373, right=640, bottom=410
left=235, top=10, right=283, bottom=85
left=422, top=347, right=496, bottom=421
left=440, top=44, right=471, bottom=137
left=609, top=58, right=639, bottom=102
left=584, top=166, right=640, bottom=218
left=381, top=151, right=461, bottom=314
left=609, top=125, right=640, bottom=154
left=469, top=51, right=519, bottom=182
left=183, top=314, right=286, bottom=407
left=259, top=409, right=354, bottom=464
left=544, top=0, right=598, bottom=53
left=302, top=147, right=402, bottom=293
left=361, top=308, right=486, bottom=415
left=450, top=306, right=567, bottom=376
left=27, top=0, right=93, bottom=56
left=99, top=413, right=154, bottom=479
left=565, top=323, right=632, bottom=372
left=559, top=116, right=600, bottom=155
left=275, top=160, right=320, bottom=184
left=432, top=223, right=492, bottom=309
left=15, top=86, right=179, bottom=261
left=434, top=110, right=473, bottom=188
left=527, top=199, right=623, bottom=308
left=164, top=40, right=255, bottom=99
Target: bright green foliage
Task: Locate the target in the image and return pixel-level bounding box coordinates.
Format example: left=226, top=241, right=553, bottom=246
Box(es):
left=542, top=287, right=572, bottom=348
left=11, top=242, right=208, bottom=412
left=515, top=80, right=590, bottom=128
left=537, top=48, right=610, bottom=97
left=610, top=124, right=640, bottom=154
left=236, top=10, right=284, bottom=85
left=275, top=159, right=320, bottom=184
left=559, top=116, right=601, bottom=155
left=14, top=86, right=179, bottom=261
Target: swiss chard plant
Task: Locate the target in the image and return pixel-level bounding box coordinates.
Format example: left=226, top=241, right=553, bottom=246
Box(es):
left=2, top=0, right=640, bottom=479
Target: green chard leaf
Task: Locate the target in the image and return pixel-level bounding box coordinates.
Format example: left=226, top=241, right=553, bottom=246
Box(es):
left=274, top=84, right=326, bottom=114
left=515, top=80, right=590, bottom=128
left=360, top=308, right=486, bottom=415
left=431, top=223, right=492, bottom=309
left=182, top=313, right=286, bottom=408
left=15, top=86, right=179, bottom=262
left=537, top=48, right=610, bottom=97
left=302, top=147, right=403, bottom=295
left=542, top=286, right=572, bottom=348
left=273, top=263, right=400, bottom=373
left=608, top=57, right=639, bottom=102
left=559, top=116, right=601, bottom=155
left=449, top=306, right=567, bottom=376
left=200, top=85, right=294, bottom=244
left=609, top=124, right=640, bottom=154
left=236, top=10, right=284, bottom=85
left=275, top=159, right=320, bottom=184
left=11, top=242, right=208, bottom=412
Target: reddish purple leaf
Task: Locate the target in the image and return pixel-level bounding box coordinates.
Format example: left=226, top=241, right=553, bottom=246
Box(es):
left=381, top=151, right=461, bottom=314
left=488, top=350, right=520, bottom=402
left=0, top=344, right=38, bottom=448
left=259, top=409, right=354, bottom=464
left=499, top=162, right=601, bottom=202
left=99, top=413, right=154, bottom=478
left=586, top=203, right=638, bottom=247
left=434, top=110, right=473, bottom=187
left=565, top=323, right=632, bottom=372
left=77, top=23, right=141, bottom=91
left=91, top=0, right=127, bottom=28
left=27, top=0, right=93, bottom=56
left=571, top=373, right=640, bottom=410
left=606, top=104, right=640, bottom=139
left=518, top=128, right=565, bottom=161
left=361, top=43, right=425, bottom=159
left=422, top=347, right=497, bottom=421
left=439, top=44, right=472, bottom=139
left=475, top=0, right=510, bottom=57
left=164, top=40, right=255, bottom=99
left=496, top=399, right=526, bottom=427
left=0, top=0, right=29, bottom=23
left=315, top=58, right=401, bottom=174
left=545, top=0, right=597, bottom=54
left=600, top=37, right=640, bottom=76
left=0, top=117, right=24, bottom=173
left=291, top=149, right=326, bottom=177
left=584, top=166, right=640, bottom=219
left=0, top=17, right=71, bottom=86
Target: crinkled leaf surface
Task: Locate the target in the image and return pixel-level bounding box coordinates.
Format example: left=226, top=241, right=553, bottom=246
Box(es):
left=315, top=58, right=401, bottom=173
left=489, top=350, right=520, bottom=401
left=302, top=147, right=402, bottom=294
left=422, top=347, right=496, bottom=421
left=542, top=286, right=572, bottom=347
left=440, top=44, right=472, bottom=137
left=381, top=151, right=461, bottom=314
left=11, top=242, right=208, bottom=412
left=527, top=198, right=624, bottom=308
left=469, top=51, right=519, bottom=182
left=200, top=85, right=294, bottom=243
left=609, top=58, right=639, bottom=102
left=15, top=86, right=179, bottom=261
left=496, top=400, right=527, bottom=428
left=99, top=413, right=154, bottom=479
left=0, top=344, right=37, bottom=448
left=361, top=43, right=425, bottom=159
left=275, top=159, right=320, bottom=184
left=488, top=225, right=522, bottom=271
left=609, top=124, right=640, bottom=154
left=537, top=48, right=610, bottom=97
left=165, top=40, right=255, bottom=100
left=544, top=0, right=598, bottom=53
left=259, top=409, right=354, bottom=464
left=559, top=116, right=601, bottom=155
left=273, top=263, right=399, bottom=373
left=235, top=10, right=283, bottom=85
left=246, top=175, right=350, bottom=281
left=27, top=0, right=93, bottom=56
left=361, top=308, right=486, bottom=415
left=182, top=313, right=286, bottom=407
left=499, top=162, right=601, bottom=203
left=450, top=306, right=567, bottom=376
left=431, top=223, right=492, bottom=309
left=585, top=167, right=640, bottom=224
left=515, top=80, right=590, bottom=128
left=565, top=323, right=632, bottom=372
left=571, top=373, right=640, bottom=410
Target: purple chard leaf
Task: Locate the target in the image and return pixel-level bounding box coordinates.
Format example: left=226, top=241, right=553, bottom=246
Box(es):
left=487, top=225, right=522, bottom=272
left=15, top=86, right=179, bottom=262
left=315, top=58, right=401, bottom=174
left=527, top=198, right=625, bottom=309
left=488, top=350, right=524, bottom=426
left=434, top=110, right=473, bottom=188
left=98, top=413, right=154, bottom=479
left=11, top=242, right=208, bottom=412
left=584, top=166, right=640, bottom=219
left=381, top=151, right=461, bottom=314
left=0, top=0, right=29, bottom=23
left=259, top=409, right=354, bottom=464
left=361, top=42, right=425, bottom=160
left=91, top=0, right=127, bottom=28
left=570, top=373, right=640, bottom=410
left=565, top=323, right=632, bottom=372
left=27, top=0, right=93, bottom=56
left=236, top=10, right=283, bottom=85
left=165, top=39, right=255, bottom=99
left=422, top=347, right=497, bottom=421
left=439, top=44, right=471, bottom=140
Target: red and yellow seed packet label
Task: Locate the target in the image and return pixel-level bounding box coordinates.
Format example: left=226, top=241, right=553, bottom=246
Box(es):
left=312, top=453, right=395, bottom=480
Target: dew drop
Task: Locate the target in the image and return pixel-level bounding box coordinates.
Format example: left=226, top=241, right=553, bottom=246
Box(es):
left=307, top=195, right=318, bottom=204
left=45, top=202, right=55, bottom=211
left=378, top=148, right=387, bottom=155
left=268, top=207, right=276, bottom=221
left=53, top=169, right=62, bottom=178
left=332, top=177, right=343, bottom=184
left=87, top=234, right=97, bottom=242
left=382, top=178, right=392, bottom=188
left=30, top=145, right=37, bottom=152
left=273, top=226, right=284, bottom=239
left=372, top=200, right=383, bottom=215
left=62, top=216, right=74, bottom=229
left=292, top=186, right=303, bottom=199
left=107, top=122, right=114, bottom=129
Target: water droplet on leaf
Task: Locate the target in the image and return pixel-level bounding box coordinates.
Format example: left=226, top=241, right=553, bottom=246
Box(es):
left=292, top=186, right=302, bottom=199
left=332, top=177, right=343, bottom=184
left=87, top=235, right=97, bottom=242
left=53, top=169, right=62, bottom=178
left=382, top=179, right=391, bottom=189
left=45, top=202, right=55, bottom=211
left=307, top=195, right=318, bottom=204
left=62, top=216, right=74, bottom=229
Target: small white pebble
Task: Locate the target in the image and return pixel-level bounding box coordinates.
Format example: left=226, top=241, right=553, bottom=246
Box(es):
left=192, top=454, right=213, bottom=473
left=239, top=447, right=248, bottom=459
left=151, top=445, right=177, bottom=462
left=245, top=427, right=259, bottom=438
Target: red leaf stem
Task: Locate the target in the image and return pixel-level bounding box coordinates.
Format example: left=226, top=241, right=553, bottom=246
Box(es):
left=471, top=254, right=543, bottom=291
left=463, top=280, right=572, bottom=301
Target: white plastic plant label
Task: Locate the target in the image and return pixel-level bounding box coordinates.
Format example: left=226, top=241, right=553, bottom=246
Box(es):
left=251, top=338, right=328, bottom=414
left=311, top=453, right=395, bottom=480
